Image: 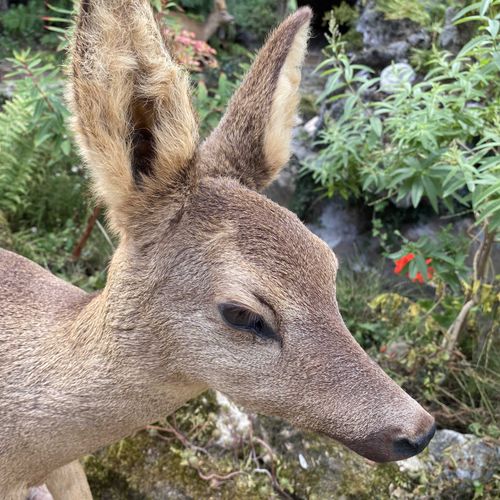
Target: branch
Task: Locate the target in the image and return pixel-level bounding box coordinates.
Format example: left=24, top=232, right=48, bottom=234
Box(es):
left=72, top=206, right=101, bottom=260
left=443, top=225, right=496, bottom=354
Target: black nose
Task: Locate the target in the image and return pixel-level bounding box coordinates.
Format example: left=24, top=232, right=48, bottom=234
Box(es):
left=393, top=423, right=436, bottom=459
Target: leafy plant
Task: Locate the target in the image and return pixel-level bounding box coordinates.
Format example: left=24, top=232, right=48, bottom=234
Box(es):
left=195, top=71, right=235, bottom=137
left=0, top=49, right=78, bottom=221
left=310, top=5, right=500, bottom=226
left=0, top=0, right=44, bottom=39
left=226, top=0, right=280, bottom=41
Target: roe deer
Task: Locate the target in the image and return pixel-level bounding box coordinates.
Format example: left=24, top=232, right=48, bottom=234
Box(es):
left=169, top=0, right=234, bottom=42
left=0, top=1, right=435, bottom=498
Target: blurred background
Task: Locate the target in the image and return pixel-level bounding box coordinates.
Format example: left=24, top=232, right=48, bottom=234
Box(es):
left=0, top=0, right=499, bottom=497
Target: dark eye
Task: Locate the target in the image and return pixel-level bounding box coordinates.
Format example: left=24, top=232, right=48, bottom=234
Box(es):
left=218, top=303, right=278, bottom=341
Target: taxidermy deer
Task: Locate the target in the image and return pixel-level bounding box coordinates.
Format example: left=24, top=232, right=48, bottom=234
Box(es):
left=169, top=0, right=234, bottom=41
left=0, top=1, right=436, bottom=498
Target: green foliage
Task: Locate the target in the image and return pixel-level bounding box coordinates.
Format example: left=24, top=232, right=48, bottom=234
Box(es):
left=374, top=0, right=455, bottom=28
left=389, top=226, right=471, bottom=291
left=0, top=48, right=112, bottom=288
left=0, top=0, right=44, bottom=39
left=330, top=1, right=359, bottom=26
left=0, top=0, right=73, bottom=55
left=307, top=21, right=380, bottom=199
left=195, top=71, right=236, bottom=137
left=226, top=0, right=280, bottom=41
left=323, top=2, right=364, bottom=50
left=309, top=5, right=500, bottom=232
left=0, top=49, right=78, bottom=222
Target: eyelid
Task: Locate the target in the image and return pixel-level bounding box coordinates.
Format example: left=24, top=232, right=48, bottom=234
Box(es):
left=218, top=302, right=280, bottom=342
left=252, top=294, right=279, bottom=331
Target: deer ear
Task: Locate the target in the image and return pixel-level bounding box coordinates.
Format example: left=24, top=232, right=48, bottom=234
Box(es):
left=200, top=7, right=311, bottom=191
left=68, top=0, right=198, bottom=236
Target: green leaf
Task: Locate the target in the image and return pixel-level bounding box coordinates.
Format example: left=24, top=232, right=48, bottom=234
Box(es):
left=422, top=176, right=439, bottom=212
left=452, top=1, right=481, bottom=21
left=415, top=254, right=429, bottom=280
left=410, top=182, right=424, bottom=208
left=60, top=140, right=71, bottom=156
left=487, top=19, right=500, bottom=38
left=370, top=116, right=383, bottom=137
left=480, top=0, right=492, bottom=16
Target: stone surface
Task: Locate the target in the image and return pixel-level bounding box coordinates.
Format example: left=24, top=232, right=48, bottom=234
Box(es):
left=399, top=429, right=500, bottom=484
left=303, top=115, right=320, bottom=137
left=439, top=7, right=476, bottom=54
left=380, top=62, right=416, bottom=93
left=214, top=392, right=251, bottom=449
left=0, top=61, right=15, bottom=101
left=307, top=200, right=363, bottom=250
left=355, top=1, right=429, bottom=68
left=305, top=199, right=378, bottom=267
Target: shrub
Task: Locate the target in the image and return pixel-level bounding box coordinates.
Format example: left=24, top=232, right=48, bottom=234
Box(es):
left=308, top=2, right=499, bottom=291
left=0, top=49, right=80, bottom=225
left=309, top=5, right=500, bottom=229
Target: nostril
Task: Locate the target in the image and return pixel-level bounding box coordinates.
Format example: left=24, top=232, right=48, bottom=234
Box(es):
left=415, top=422, right=436, bottom=451
left=393, top=437, right=419, bottom=457
left=393, top=423, right=436, bottom=459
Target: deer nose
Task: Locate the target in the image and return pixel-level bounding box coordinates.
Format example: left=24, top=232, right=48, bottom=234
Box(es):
left=393, top=422, right=436, bottom=459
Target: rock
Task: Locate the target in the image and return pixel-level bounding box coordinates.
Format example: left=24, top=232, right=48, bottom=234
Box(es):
left=385, top=340, right=410, bottom=360
left=304, top=115, right=320, bottom=137
left=27, top=486, right=53, bottom=500
left=399, top=429, right=500, bottom=484
left=264, top=118, right=317, bottom=208
left=307, top=201, right=362, bottom=251
left=402, top=216, right=472, bottom=243
left=264, top=162, right=298, bottom=208
left=0, top=80, right=15, bottom=101
left=0, top=61, right=15, bottom=101
left=306, top=199, right=375, bottom=265
left=214, top=392, right=251, bottom=448
left=380, top=62, right=416, bottom=93
left=439, top=7, right=476, bottom=54
left=355, top=1, right=430, bottom=69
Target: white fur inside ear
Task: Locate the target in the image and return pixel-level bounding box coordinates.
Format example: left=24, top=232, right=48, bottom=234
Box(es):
left=264, top=23, right=309, bottom=175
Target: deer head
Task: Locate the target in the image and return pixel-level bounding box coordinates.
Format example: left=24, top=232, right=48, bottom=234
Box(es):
left=69, top=0, right=435, bottom=462
left=213, top=0, right=234, bottom=24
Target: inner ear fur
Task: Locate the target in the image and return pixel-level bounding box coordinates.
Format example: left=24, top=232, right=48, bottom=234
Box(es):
left=200, top=7, right=312, bottom=191
left=68, top=0, right=199, bottom=236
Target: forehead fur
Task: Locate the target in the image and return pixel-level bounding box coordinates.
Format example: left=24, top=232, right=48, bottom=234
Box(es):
left=186, top=177, right=336, bottom=303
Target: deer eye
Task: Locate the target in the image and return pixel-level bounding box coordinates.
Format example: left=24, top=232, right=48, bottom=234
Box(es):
left=218, top=303, right=278, bottom=341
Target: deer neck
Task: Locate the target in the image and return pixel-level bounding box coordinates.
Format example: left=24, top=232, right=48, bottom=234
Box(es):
left=201, top=11, right=222, bottom=41
left=17, top=259, right=205, bottom=479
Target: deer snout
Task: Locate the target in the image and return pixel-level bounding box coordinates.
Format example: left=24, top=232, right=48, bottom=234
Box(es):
left=358, top=411, right=436, bottom=463
left=392, top=419, right=436, bottom=461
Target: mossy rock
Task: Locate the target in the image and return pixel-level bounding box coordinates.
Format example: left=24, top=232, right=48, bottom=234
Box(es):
left=84, top=395, right=499, bottom=499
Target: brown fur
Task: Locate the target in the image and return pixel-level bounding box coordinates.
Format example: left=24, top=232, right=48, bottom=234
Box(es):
left=0, top=2, right=434, bottom=498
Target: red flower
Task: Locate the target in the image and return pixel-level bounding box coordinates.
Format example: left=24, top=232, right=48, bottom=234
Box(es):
left=394, top=252, right=415, bottom=274
left=394, top=253, right=433, bottom=283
